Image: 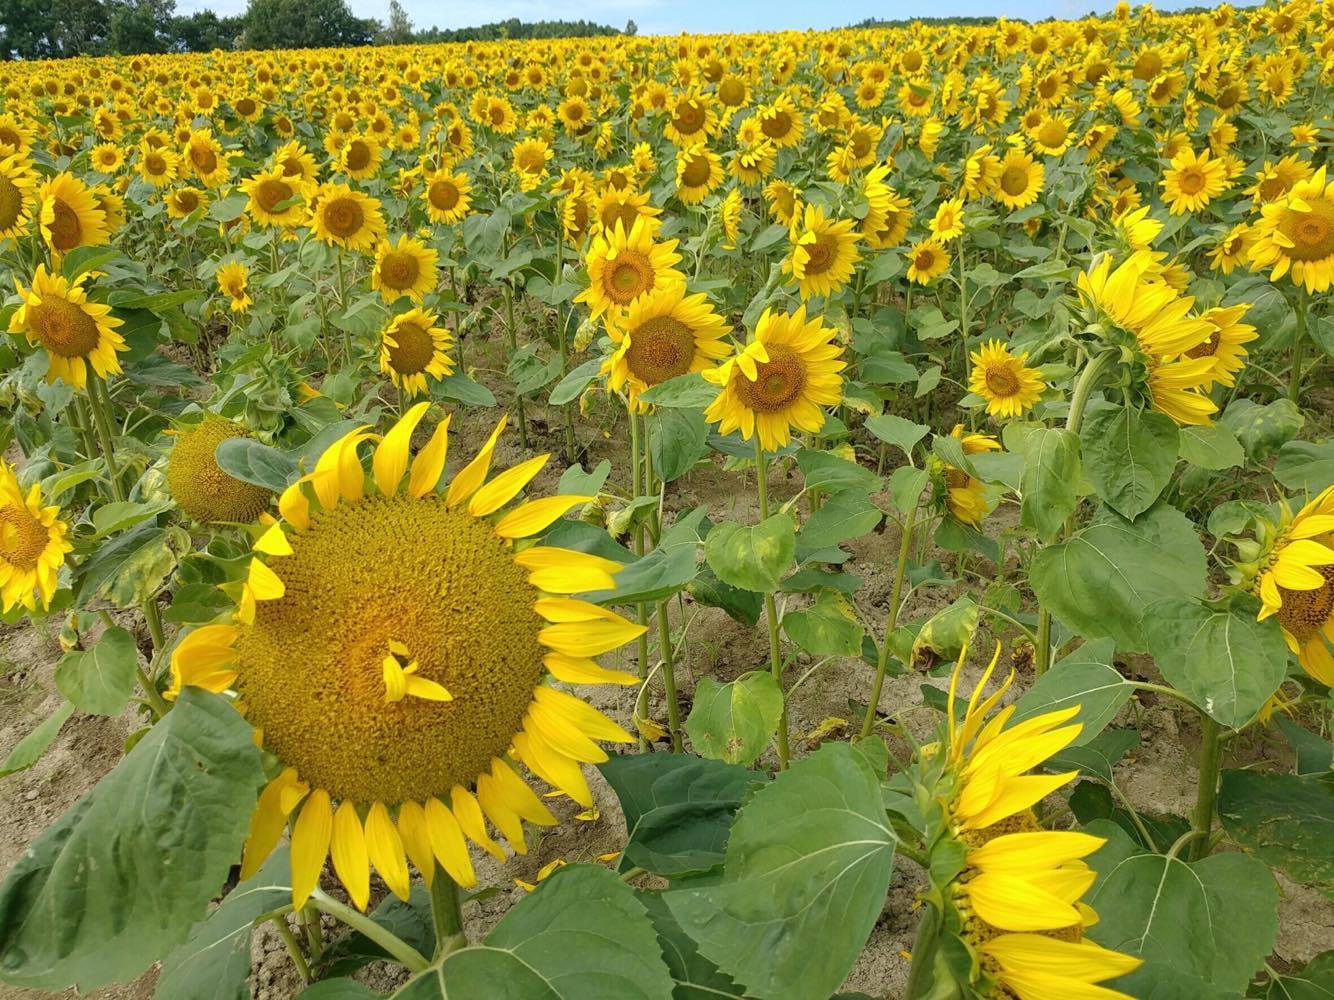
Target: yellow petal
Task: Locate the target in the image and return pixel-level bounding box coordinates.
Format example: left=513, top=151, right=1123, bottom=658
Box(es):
left=279, top=480, right=310, bottom=531
left=539, top=617, right=648, bottom=657
left=247, top=558, right=285, bottom=600
left=242, top=768, right=308, bottom=880
left=331, top=800, right=370, bottom=911
left=964, top=871, right=1084, bottom=931
left=468, top=454, right=551, bottom=517
left=254, top=522, right=293, bottom=556
left=291, top=788, right=333, bottom=908
left=488, top=758, right=557, bottom=826
left=424, top=797, right=477, bottom=888
left=533, top=686, right=633, bottom=743
left=365, top=801, right=411, bottom=901
left=543, top=651, right=639, bottom=686
left=446, top=417, right=507, bottom=508
left=397, top=800, right=437, bottom=888
left=512, top=730, right=593, bottom=806
left=373, top=401, right=431, bottom=496
left=408, top=414, right=451, bottom=499
left=476, top=772, right=527, bottom=852
left=495, top=496, right=594, bottom=539
left=450, top=785, right=505, bottom=860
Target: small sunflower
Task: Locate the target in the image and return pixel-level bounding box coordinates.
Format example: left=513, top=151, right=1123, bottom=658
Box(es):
left=270, top=141, right=319, bottom=186
left=994, top=150, right=1044, bottom=210
left=1248, top=166, right=1334, bottom=294
left=241, top=168, right=307, bottom=229
left=9, top=265, right=125, bottom=389
left=511, top=137, right=553, bottom=192
left=1187, top=304, right=1256, bottom=388
left=422, top=169, right=472, bottom=225
left=603, top=286, right=731, bottom=407
left=784, top=204, right=861, bottom=301
left=702, top=305, right=845, bottom=451
left=940, top=426, right=1000, bottom=526
left=167, top=415, right=274, bottom=524
left=906, top=238, right=951, bottom=285
left=372, top=235, right=439, bottom=305
left=89, top=143, right=125, bottom=174
left=183, top=129, right=230, bottom=188
left=969, top=340, right=1046, bottom=418
left=379, top=307, right=455, bottom=397
left=0, top=151, right=36, bottom=241
left=929, top=197, right=966, bottom=243
left=675, top=144, right=723, bottom=205
left=168, top=406, right=645, bottom=910
left=38, top=172, right=109, bottom=256
left=136, top=144, right=179, bottom=188
left=0, top=459, right=73, bottom=614
left=310, top=182, right=386, bottom=252
left=1207, top=223, right=1255, bottom=274
left=216, top=260, right=252, bottom=314
left=1254, top=486, right=1334, bottom=685
left=336, top=135, right=382, bottom=181
left=165, top=186, right=207, bottom=220
left=575, top=216, right=684, bottom=321
left=720, top=187, right=742, bottom=250
left=1161, top=147, right=1228, bottom=215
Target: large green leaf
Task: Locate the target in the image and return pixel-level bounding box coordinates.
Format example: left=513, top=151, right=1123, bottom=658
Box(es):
left=213, top=437, right=294, bottom=491
left=1254, top=951, right=1334, bottom=1000
left=665, top=743, right=895, bottom=1000
left=1080, top=404, right=1178, bottom=520
left=783, top=592, right=864, bottom=657
left=650, top=408, right=711, bottom=483
left=796, top=491, right=883, bottom=559
left=586, top=509, right=707, bottom=606
left=599, top=753, right=763, bottom=878
left=1179, top=424, right=1244, bottom=471
left=0, top=690, right=263, bottom=991
left=1219, top=398, right=1304, bottom=463
left=1020, top=427, right=1081, bottom=540
left=704, top=515, right=795, bottom=593
left=1218, top=770, right=1334, bottom=898
left=795, top=449, right=881, bottom=495
left=1142, top=597, right=1288, bottom=727
left=395, top=865, right=673, bottom=1000
left=1273, top=440, right=1334, bottom=494
left=156, top=851, right=292, bottom=1000
left=1086, top=821, right=1279, bottom=995
left=1010, top=638, right=1133, bottom=744
left=639, top=892, right=745, bottom=1000
left=53, top=626, right=139, bottom=716
left=1029, top=502, right=1206, bottom=651
left=685, top=674, right=784, bottom=766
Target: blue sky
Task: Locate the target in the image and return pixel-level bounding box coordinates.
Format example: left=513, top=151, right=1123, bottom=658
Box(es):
left=181, top=0, right=1215, bottom=36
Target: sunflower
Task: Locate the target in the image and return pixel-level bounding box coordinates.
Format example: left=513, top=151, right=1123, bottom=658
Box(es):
left=784, top=204, right=861, bottom=300
left=763, top=179, right=802, bottom=227
left=1253, top=486, right=1334, bottom=684
left=422, top=169, right=472, bottom=225
left=575, top=216, right=684, bottom=321
left=906, top=238, right=951, bottom=285
left=0, top=151, right=36, bottom=241
left=310, top=182, right=385, bottom=253
left=930, top=197, right=966, bottom=243
left=702, top=305, right=845, bottom=451
left=0, top=459, right=72, bottom=614
left=754, top=94, right=804, bottom=148
left=1248, top=166, right=1334, bottom=294
left=557, top=96, right=591, bottom=135
left=9, top=265, right=125, bottom=389
left=167, top=415, right=274, bottom=524
left=1077, top=253, right=1214, bottom=357
left=183, top=129, right=230, bottom=187
left=379, top=308, right=455, bottom=397
left=168, top=406, right=644, bottom=910
left=165, top=186, right=207, bottom=220
left=1188, top=304, right=1256, bottom=388
left=969, top=340, right=1046, bottom=418
left=1144, top=356, right=1219, bottom=426
left=675, top=144, right=723, bottom=205
left=89, top=143, right=124, bottom=173
left=37, top=172, right=109, bottom=255
left=603, top=286, right=732, bottom=407
left=720, top=187, right=742, bottom=250
left=930, top=644, right=1143, bottom=999
left=336, top=134, right=382, bottom=181
left=994, top=150, right=1044, bottom=210
left=372, top=236, right=438, bottom=305
left=271, top=140, right=319, bottom=185
left=1207, top=223, right=1255, bottom=274
left=941, top=426, right=1000, bottom=526
left=241, top=168, right=307, bottom=229
left=963, top=144, right=1003, bottom=200
left=214, top=260, right=251, bottom=313
left=1029, top=113, right=1074, bottom=156
left=664, top=87, right=719, bottom=146
left=594, top=187, right=661, bottom=236
left=1161, top=147, right=1228, bottom=215
left=511, top=137, right=553, bottom=192
left=136, top=144, right=179, bottom=188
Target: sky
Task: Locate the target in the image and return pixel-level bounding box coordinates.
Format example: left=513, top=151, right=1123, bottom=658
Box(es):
left=179, top=0, right=1218, bottom=35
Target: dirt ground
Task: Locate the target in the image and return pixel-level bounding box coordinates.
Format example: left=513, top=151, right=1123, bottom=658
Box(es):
left=2, top=383, right=1331, bottom=1000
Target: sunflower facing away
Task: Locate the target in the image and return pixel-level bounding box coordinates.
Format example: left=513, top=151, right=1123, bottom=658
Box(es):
left=372, top=235, right=439, bottom=304
left=9, top=265, right=126, bottom=389
left=575, top=216, right=684, bottom=321
left=702, top=305, right=845, bottom=451
left=167, top=415, right=274, bottom=524
left=785, top=203, right=861, bottom=301
left=0, top=460, right=72, bottom=614
left=1248, top=165, right=1334, bottom=294
left=169, top=405, right=645, bottom=909
left=969, top=340, right=1047, bottom=418
left=1253, top=486, right=1334, bottom=685
left=602, top=286, right=732, bottom=408
left=379, top=307, right=455, bottom=396
left=929, top=644, right=1142, bottom=999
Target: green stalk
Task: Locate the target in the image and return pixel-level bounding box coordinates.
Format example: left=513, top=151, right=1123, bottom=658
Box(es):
left=861, top=502, right=916, bottom=739
left=629, top=408, right=652, bottom=750
left=1289, top=287, right=1308, bottom=405
left=310, top=888, right=429, bottom=972
left=554, top=239, right=577, bottom=462
left=335, top=250, right=352, bottom=364
left=270, top=916, right=311, bottom=982
left=754, top=435, right=790, bottom=770
left=504, top=282, right=530, bottom=450
left=428, top=867, right=468, bottom=959
left=1188, top=715, right=1223, bottom=862
left=656, top=599, right=682, bottom=752
left=902, top=902, right=942, bottom=1000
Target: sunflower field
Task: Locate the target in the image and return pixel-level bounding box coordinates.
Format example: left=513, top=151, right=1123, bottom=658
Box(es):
left=0, top=3, right=1332, bottom=998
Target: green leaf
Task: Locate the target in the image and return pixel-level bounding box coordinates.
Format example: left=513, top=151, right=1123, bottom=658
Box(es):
left=1019, top=427, right=1081, bottom=541
left=688, top=566, right=763, bottom=627
left=0, top=690, right=263, bottom=991
left=1141, top=597, right=1288, bottom=727
left=1179, top=424, right=1245, bottom=471
left=587, top=508, right=706, bottom=605
left=784, top=593, right=864, bottom=657
left=888, top=466, right=930, bottom=515
left=865, top=413, right=929, bottom=457
left=1275, top=716, right=1334, bottom=776
left=557, top=460, right=611, bottom=498
left=1087, top=825, right=1279, bottom=994
left=639, top=892, right=745, bottom=999
left=704, top=515, right=795, bottom=593
left=156, top=852, right=292, bottom=1000
left=685, top=674, right=784, bottom=766
left=665, top=743, right=894, bottom=1000
left=54, top=626, right=139, bottom=716
left=319, top=887, right=433, bottom=978
left=1029, top=502, right=1206, bottom=651
left=1010, top=638, right=1134, bottom=745
left=1045, top=728, right=1139, bottom=783
left=911, top=597, right=978, bottom=665
left=213, top=438, right=294, bottom=492
left=1273, top=439, right=1334, bottom=494
left=638, top=372, right=718, bottom=408
left=1218, top=770, right=1334, bottom=898
left=0, top=701, right=75, bottom=779
left=548, top=357, right=603, bottom=405
left=88, top=499, right=173, bottom=540
left=1255, top=951, right=1334, bottom=1000
left=796, top=492, right=882, bottom=560
left=599, top=753, right=763, bottom=878
left=297, top=982, right=378, bottom=1000
left=437, top=373, right=496, bottom=407
left=1080, top=404, right=1178, bottom=520
left=1220, top=398, right=1304, bottom=464
left=395, top=865, right=673, bottom=1000
left=796, top=449, right=880, bottom=495
left=165, top=583, right=235, bottom=625
left=650, top=408, right=710, bottom=483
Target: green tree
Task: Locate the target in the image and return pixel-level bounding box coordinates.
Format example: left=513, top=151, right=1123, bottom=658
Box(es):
left=624, top=18, right=637, bottom=35
left=107, top=0, right=174, bottom=53
left=242, top=0, right=376, bottom=48
left=168, top=9, right=243, bottom=50
left=378, top=0, right=410, bottom=43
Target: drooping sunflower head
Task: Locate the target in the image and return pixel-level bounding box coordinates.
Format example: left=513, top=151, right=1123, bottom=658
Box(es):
left=603, top=285, right=732, bottom=407
left=1248, top=166, right=1334, bottom=294
left=372, top=235, right=439, bottom=304
left=0, top=460, right=73, bottom=614
left=8, top=265, right=125, bottom=389
left=38, top=172, right=110, bottom=256
left=785, top=203, right=861, bottom=301
left=702, top=305, right=846, bottom=452
left=968, top=340, right=1047, bottom=419
left=931, top=425, right=1001, bottom=526
left=167, top=415, right=274, bottom=524
left=576, top=215, right=685, bottom=320
left=169, top=405, right=645, bottom=909
left=310, top=182, right=386, bottom=252
left=0, top=151, right=36, bottom=241
left=379, top=307, right=455, bottom=397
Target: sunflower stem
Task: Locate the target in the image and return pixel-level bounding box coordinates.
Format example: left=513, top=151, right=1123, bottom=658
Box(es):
left=862, top=502, right=916, bottom=740
left=429, top=867, right=468, bottom=959
left=86, top=375, right=125, bottom=502
left=957, top=236, right=974, bottom=431
left=310, top=888, right=430, bottom=973
left=656, top=600, right=682, bottom=752
left=902, top=902, right=942, bottom=1000
left=629, top=407, right=652, bottom=750
left=335, top=249, right=351, bottom=364
left=1288, top=287, right=1308, bottom=405
left=754, top=436, right=790, bottom=770
left=504, top=282, right=530, bottom=451
left=554, top=239, right=577, bottom=463
left=1188, top=714, right=1224, bottom=862
left=270, top=915, right=311, bottom=983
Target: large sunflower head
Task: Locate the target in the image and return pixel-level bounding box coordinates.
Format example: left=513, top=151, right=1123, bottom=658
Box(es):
left=0, top=459, right=73, bottom=614
left=993, top=150, right=1044, bottom=210
left=169, top=405, right=645, bottom=909
left=310, top=182, right=386, bottom=252
left=372, top=235, right=439, bottom=304
left=603, top=286, right=732, bottom=407
left=785, top=203, right=861, bottom=301
left=422, top=168, right=472, bottom=225
left=184, top=128, right=229, bottom=187
left=37, top=172, right=109, bottom=256
left=968, top=340, right=1046, bottom=419
left=1187, top=303, right=1256, bottom=388
left=1161, top=147, right=1228, bottom=215
left=241, top=168, right=307, bottom=229
left=167, top=415, right=274, bottom=524
left=8, top=265, right=125, bottom=389
left=575, top=215, right=685, bottom=321
left=0, top=151, right=36, bottom=241
left=702, top=305, right=846, bottom=451
left=379, top=307, right=455, bottom=397
left=1248, top=166, right=1334, bottom=294
left=675, top=144, right=723, bottom=205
